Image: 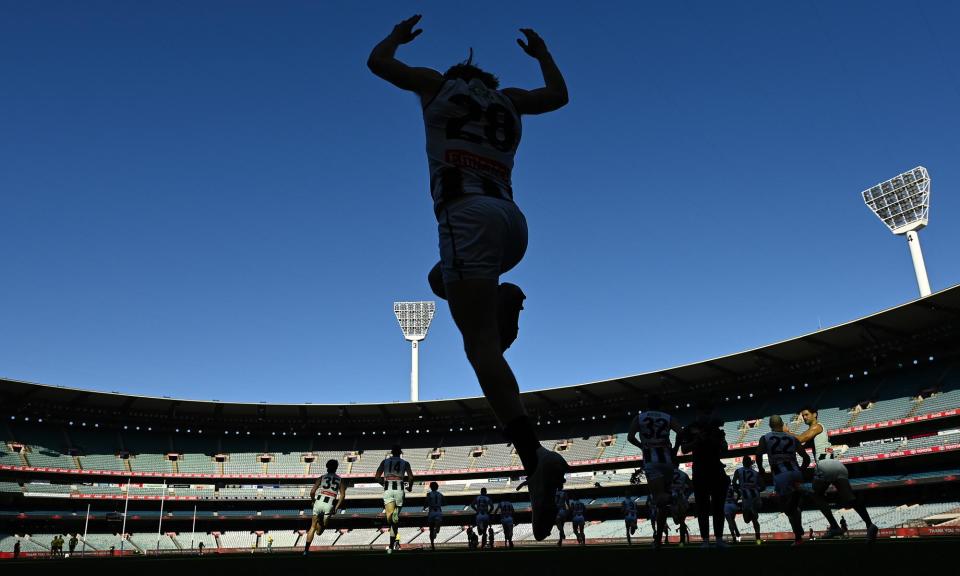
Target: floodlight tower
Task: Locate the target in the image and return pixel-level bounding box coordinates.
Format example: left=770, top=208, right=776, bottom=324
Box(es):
left=393, top=301, right=436, bottom=402
left=862, top=166, right=932, bottom=297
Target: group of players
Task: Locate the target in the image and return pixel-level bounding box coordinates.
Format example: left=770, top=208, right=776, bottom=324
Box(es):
left=301, top=397, right=880, bottom=553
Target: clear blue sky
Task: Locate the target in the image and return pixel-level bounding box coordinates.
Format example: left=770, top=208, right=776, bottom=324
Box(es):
left=2, top=1, right=958, bottom=405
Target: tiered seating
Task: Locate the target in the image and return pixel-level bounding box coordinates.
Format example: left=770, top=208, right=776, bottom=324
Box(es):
left=219, top=531, right=257, bottom=549
left=305, top=528, right=340, bottom=548
left=224, top=453, right=260, bottom=475
left=178, top=453, right=217, bottom=474
left=130, top=453, right=172, bottom=473
left=80, top=454, right=127, bottom=471
left=335, top=529, right=380, bottom=546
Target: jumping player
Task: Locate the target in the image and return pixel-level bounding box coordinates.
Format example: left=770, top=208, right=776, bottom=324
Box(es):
left=570, top=497, right=587, bottom=545
left=622, top=491, right=638, bottom=545
left=471, top=487, right=494, bottom=549
left=756, top=415, right=809, bottom=546
left=494, top=499, right=516, bottom=548
left=367, top=15, right=570, bottom=541
left=423, top=481, right=445, bottom=550
left=304, top=459, right=347, bottom=555
left=791, top=406, right=879, bottom=542
left=732, top=455, right=763, bottom=544
left=627, top=395, right=683, bottom=547
left=375, top=445, right=414, bottom=552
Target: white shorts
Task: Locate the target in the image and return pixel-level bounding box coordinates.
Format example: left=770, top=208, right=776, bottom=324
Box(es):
left=501, top=518, right=514, bottom=528
left=572, top=515, right=585, bottom=526
left=383, top=489, right=405, bottom=507
left=644, top=463, right=674, bottom=486
left=773, top=469, right=803, bottom=497
left=438, top=195, right=527, bottom=282
left=813, top=458, right=849, bottom=483
left=313, top=498, right=335, bottom=518
left=476, top=513, right=490, bottom=527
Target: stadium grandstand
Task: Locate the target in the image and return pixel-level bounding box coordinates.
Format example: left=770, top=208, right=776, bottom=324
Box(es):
left=2, top=284, right=959, bottom=567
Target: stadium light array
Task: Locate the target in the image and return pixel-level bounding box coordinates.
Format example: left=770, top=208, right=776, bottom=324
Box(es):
left=862, top=166, right=933, bottom=297
left=393, top=301, right=436, bottom=402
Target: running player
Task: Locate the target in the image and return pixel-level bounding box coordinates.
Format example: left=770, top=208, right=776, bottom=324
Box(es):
left=554, top=484, right=570, bottom=546
left=622, top=491, right=638, bottom=545
left=423, top=481, right=445, bottom=550
left=722, top=482, right=742, bottom=543
left=570, top=497, right=587, bottom=545
left=669, top=466, right=692, bottom=546
left=304, top=459, right=347, bottom=555
left=375, top=445, right=414, bottom=552
left=756, top=414, right=809, bottom=546
left=791, top=406, right=880, bottom=542
left=368, top=16, right=570, bottom=541
left=495, top=499, right=516, bottom=548
left=627, top=395, right=683, bottom=547
left=471, top=487, right=494, bottom=549
left=732, top=455, right=763, bottom=544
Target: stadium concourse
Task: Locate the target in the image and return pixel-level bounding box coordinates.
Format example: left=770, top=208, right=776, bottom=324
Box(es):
left=1, top=285, right=960, bottom=570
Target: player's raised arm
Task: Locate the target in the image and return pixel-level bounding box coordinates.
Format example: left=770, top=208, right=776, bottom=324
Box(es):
left=502, top=28, right=569, bottom=115
left=791, top=422, right=823, bottom=444
left=367, top=14, right=444, bottom=97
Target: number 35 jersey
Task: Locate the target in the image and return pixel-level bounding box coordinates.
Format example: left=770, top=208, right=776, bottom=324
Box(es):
left=423, top=77, right=523, bottom=216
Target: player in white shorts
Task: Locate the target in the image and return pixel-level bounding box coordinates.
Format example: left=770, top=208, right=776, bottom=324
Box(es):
left=554, top=485, right=570, bottom=546
left=471, top=487, right=494, bottom=549
left=423, top=481, right=444, bottom=550
left=303, top=459, right=347, bottom=555
left=627, top=395, right=684, bottom=547
left=722, top=483, right=742, bottom=543
left=731, top=455, right=763, bottom=544
left=570, top=497, right=587, bottom=545
left=668, top=466, right=692, bottom=546
left=368, top=14, right=570, bottom=544
left=756, top=415, right=809, bottom=546
left=792, top=406, right=879, bottom=542
left=494, top=499, right=515, bottom=548
left=375, top=445, right=414, bottom=552
left=622, top=491, right=638, bottom=545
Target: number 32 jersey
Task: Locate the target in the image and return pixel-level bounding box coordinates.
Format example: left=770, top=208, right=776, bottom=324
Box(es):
left=423, top=77, right=523, bottom=215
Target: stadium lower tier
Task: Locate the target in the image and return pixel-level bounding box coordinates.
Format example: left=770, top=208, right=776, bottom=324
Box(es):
left=3, top=500, right=960, bottom=556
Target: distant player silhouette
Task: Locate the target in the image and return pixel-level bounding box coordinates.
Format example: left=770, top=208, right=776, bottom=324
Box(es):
left=368, top=14, right=570, bottom=541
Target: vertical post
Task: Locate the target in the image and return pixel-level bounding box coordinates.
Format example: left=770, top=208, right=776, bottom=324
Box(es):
left=82, top=503, right=91, bottom=556
left=906, top=230, right=932, bottom=297
left=156, top=479, right=167, bottom=552
left=411, top=340, right=419, bottom=402
left=191, top=504, right=197, bottom=550
left=119, top=478, right=131, bottom=554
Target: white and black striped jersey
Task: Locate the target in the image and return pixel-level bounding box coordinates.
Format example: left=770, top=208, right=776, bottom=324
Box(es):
left=498, top=501, right=514, bottom=522
left=377, top=456, right=411, bottom=491
left=316, top=473, right=342, bottom=504
left=734, top=466, right=761, bottom=499
left=422, top=77, right=522, bottom=215
left=761, top=431, right=801, bottom=474
left=635, top=410, right=675, bottom=465
left=426, top=490, right=444, bottom=512
left=571, top=500, right=586, bottom=517
left=622, top=498, right=638, bottom=517
left=473, top=494, right=493, bottom=515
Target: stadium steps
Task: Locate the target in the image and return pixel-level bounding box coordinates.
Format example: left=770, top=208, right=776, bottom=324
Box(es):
left=168, top=535, right=182, bottom=550
left=735, top=423, right=748, bottom=444
left=78, top=535, right=99, bottom=552
left=905, top=399, right=923, bottom=419
left=172, top=459, right=179, bottom=474
left=72, top=455, right=83, bottom=470
left=213, top=533, right=222, bottom=549
left=26, top=535, right=50, bottom=552
left=124, top=537, right=143, bottom=554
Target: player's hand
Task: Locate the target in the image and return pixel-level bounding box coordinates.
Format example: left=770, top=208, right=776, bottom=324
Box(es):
left=389, top=14, right=424, bottom=44
left=517, top=28, right=550, bottom=59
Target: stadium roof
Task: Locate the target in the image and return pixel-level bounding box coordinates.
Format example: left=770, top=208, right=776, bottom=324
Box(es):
left=2, top=284, right=958, bottom=426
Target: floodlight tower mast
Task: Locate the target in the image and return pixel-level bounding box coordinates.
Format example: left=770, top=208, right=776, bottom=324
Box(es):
left=862, top=166, right=933, bottom=297
left=393, top=301, right=436, bottom=402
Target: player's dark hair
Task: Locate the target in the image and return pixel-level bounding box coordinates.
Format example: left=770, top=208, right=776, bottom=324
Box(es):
left=480, top=487, right=487, bottom=495
left=326, top=459, right=338, bottom=473
left=647, top=395, right=663, bottom=410
left=391, top=444, right=402, bottom=456
left=444, top=48, right=499, bottom=90
left=430, top=481, right=439, bottom=491
left=800, top=405, right=818, bottom=416
left=743, top=455, right=753, bottom=466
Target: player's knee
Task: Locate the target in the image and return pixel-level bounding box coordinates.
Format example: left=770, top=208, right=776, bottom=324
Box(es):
left=428, top=263, right=446, bottom=300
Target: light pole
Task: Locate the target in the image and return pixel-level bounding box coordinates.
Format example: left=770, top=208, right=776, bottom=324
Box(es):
left=862, top=166, right=933, bottom=297
left=393, top=301, right=436, bottom=402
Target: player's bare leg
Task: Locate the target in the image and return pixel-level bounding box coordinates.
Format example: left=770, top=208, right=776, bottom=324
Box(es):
left=648, top=476, right=669, bottom=548
left=813, top=477, right=878, bottom=541
left=384, top=501, right=398, bottom=552
left=303, top=515, right=321, bottom=555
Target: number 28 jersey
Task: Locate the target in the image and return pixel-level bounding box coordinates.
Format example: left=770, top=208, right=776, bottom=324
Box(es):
left=423, top=77, right=523, bottom=215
